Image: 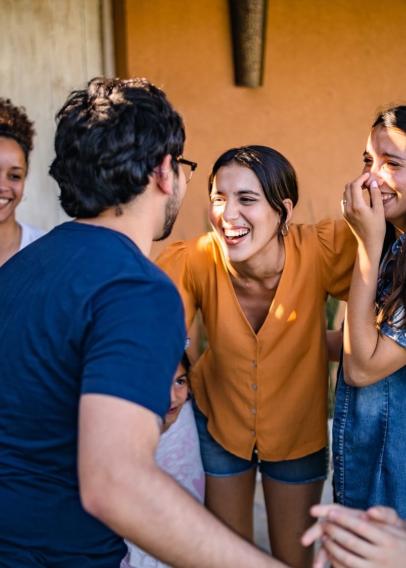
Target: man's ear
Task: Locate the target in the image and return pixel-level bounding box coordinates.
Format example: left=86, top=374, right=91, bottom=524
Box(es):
left=154, top=154, right=173, bottom=196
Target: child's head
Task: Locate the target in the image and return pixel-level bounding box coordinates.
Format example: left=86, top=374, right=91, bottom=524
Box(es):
left=163, top=352, right=190, bottom=431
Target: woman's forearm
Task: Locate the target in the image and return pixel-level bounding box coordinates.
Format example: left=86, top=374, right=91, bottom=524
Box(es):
left=343, top=243, right=382, bottom=385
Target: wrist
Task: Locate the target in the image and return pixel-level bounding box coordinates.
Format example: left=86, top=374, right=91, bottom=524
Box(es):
left=357, top=239, right=383, bottom=260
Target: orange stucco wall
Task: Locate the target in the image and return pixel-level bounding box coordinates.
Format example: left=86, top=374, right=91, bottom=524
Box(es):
left=115, top=0, right=406, bottom=253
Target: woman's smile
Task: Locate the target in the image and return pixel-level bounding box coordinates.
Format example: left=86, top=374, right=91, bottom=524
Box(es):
left=209, top=163, right=283, bottom=264
left=222, top=225, right=251, bottom=245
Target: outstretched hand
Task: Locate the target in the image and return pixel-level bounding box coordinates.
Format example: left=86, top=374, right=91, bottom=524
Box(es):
left=341, top=173, right=386, bottom=251
left=302, top=503, right=406, bottom=568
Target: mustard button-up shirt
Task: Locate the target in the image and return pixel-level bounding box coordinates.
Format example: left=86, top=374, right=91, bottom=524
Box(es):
left=157, top=219, right=356, bottom=461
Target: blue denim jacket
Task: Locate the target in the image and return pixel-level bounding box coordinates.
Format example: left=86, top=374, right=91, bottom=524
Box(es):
left=333, top=235, right=406, bottom=517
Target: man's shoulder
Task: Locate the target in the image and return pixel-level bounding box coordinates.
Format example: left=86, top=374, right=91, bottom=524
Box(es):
left=4, top=222, right=181, bottom=312
left=45, top=222, right=164, bottom=282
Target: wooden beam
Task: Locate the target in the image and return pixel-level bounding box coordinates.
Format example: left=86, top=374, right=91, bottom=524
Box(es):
left=228, top=0, right=268, bottom=88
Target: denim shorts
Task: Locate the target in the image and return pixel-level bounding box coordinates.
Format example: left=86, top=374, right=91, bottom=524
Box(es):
left=193, top=400, right=328, bottom=484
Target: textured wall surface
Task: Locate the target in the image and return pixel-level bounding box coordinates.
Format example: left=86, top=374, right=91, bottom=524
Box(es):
left=0, top=0, right=104, bottom=229
left=2, top=1, right=405, bottom=240
left=116, top=0, right=406, bottom=255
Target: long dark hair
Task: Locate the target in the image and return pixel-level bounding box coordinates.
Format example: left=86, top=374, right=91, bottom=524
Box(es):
left=373, top=106, right=406, bottom=328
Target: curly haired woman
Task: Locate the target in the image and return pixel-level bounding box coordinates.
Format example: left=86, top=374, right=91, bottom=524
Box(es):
left=0, top=98, right=44, bottom=266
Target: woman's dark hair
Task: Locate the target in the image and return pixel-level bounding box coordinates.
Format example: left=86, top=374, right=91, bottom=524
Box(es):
left=0, top=98, right=35, bottom=165
left=50, top=77, right=185, bottom=218
left=208, top=145, right=298, bottom=236
left=372, top=106, right=406, bottom=328
left=372, top=105, right=406, bottom=131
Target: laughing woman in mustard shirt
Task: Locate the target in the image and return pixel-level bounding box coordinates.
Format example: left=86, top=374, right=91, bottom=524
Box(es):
left=157, top=145, right=356, bottom=568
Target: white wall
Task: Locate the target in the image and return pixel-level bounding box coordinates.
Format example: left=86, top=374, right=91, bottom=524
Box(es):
left=0, top=0, right=110, bottom=230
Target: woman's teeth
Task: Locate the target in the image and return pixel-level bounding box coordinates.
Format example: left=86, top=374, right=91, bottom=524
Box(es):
left=223, top=228, right=249, bottom=238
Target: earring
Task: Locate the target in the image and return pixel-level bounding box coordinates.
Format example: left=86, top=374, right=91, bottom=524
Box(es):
left=281, top=222, right=289, bottom=237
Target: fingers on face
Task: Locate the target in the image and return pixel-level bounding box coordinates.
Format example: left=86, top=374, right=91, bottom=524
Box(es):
left=343, top=172, right=372, bottom=213
left=369, top=180, right=384, bottom=211
left=350, top=181, right=368, bottom=211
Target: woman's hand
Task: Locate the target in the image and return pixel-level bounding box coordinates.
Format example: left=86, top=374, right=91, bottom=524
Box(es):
left=302, top=504, right=406, bottom=568
left=342, top=173, right=386, bottom=252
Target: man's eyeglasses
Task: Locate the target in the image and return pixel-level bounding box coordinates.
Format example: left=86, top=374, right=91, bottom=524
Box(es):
left=175, top=156, right=198, bottom=183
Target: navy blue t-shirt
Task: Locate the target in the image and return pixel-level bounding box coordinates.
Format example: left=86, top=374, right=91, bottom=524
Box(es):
left=0, top=222, right=186, bottom=566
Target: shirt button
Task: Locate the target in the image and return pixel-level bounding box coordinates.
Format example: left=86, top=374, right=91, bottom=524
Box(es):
left=252, top=360, right=257, bottom=368
left=251, top=408, right=256, bottom=415
left=250, top=430, right=255, bottom=435
left=336, top=491, right=341, bottom=497
left=251, top=383, right=257, bottom=391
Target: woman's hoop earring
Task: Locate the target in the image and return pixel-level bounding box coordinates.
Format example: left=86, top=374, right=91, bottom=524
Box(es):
left=281, top=222, right=289, bottom=237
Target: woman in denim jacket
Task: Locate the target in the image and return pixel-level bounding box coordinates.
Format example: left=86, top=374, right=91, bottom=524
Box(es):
left=333, top=105, right=406, bottom=517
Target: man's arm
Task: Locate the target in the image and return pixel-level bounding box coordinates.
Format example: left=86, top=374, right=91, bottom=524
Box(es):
left=78, top=394, right=285, bottom=568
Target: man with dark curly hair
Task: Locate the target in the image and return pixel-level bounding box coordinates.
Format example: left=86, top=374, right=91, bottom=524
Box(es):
left=0, top=78, right=283, bottom=567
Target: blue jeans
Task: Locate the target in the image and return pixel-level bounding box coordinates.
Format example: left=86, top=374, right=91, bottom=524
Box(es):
left=193, top=400, right=328, bottom=483
left=333, top=365, right=406, bottom=517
